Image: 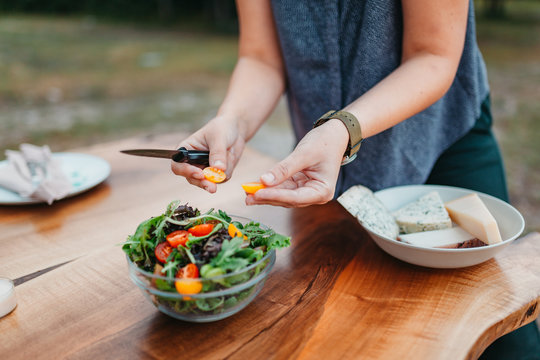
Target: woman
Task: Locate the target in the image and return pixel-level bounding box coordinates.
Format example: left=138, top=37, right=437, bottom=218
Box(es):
left=172, top=1, right=539, bottom=357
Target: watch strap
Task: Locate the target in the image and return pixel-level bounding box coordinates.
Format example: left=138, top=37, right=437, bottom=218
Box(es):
left=313, top=110, right=363, bottom=161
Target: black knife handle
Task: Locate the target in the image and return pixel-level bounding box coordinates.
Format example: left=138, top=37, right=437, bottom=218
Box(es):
left=173, top=147, right=210, bottom=166
left=187, top=150, right=210, bottom=166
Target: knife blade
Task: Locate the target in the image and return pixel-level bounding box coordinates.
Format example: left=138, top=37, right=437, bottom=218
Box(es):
left=120, top=147, right=209, bottom=166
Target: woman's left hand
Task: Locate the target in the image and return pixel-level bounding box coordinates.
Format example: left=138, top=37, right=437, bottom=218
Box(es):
left=246, top=119, right=349, bottom=207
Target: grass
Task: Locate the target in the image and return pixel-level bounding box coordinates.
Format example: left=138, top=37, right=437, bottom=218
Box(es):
left=475, top=2, right=540, bottom=232
left=0, top=16, right=237, bottom=103
left=0, top=4, right=539, bottom=232
left=0, top=15, right=236, bottom=150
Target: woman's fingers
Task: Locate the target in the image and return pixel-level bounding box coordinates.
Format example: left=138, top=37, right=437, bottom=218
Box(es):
left=247, top=182, right=333, bottom=207
left=170, top=162, right=204, bottom=180
left=171, top=161, right=218, bottom=192
left=171, top=139, right=207, bottom=179
left=186, top=177, right=218, bottom=193
left=260, top=151, right=308, bottom=187
left=171, top=126, right=244, bottom=191
left=225, top=139, right=245, bottom=179
left=206, top=131, right=229, bottom=172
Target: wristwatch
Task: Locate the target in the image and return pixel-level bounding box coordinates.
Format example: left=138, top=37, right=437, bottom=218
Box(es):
left=313, top=110, right=363, bottom=165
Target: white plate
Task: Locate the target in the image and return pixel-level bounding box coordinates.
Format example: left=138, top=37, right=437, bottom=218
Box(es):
left=0, top=152, right=111, bottom=205
left=364, top=185, right=525, bottom=268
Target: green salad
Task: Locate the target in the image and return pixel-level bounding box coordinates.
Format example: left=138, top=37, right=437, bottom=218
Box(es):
left=123, top=201, right=290, bottom=316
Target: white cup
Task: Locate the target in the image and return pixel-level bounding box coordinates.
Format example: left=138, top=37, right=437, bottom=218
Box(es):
left=0, top=277, right=17, bottom=318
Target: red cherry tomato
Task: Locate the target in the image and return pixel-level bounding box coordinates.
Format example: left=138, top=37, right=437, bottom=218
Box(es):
left=155, top=242, right=173, bottom=263
left=175, top=263, right=202, bottom=295
left=188, top=223, right=214, bottom=237
left=177, top=263, right=200, bottom=279
left=166, top=230, right=190, bottom=248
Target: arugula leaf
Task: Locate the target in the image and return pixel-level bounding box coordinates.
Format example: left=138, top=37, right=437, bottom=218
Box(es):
left=235, top=248, right=264, bottom=262
left=166, top=200, right=182, bottom=216
left=218, top=209, right=232, bottom=223
left=242, top=221, right=291, bottom=250
left=163, top=257, right=181, bottom=279
left=210, top=237, right=250, bottom=272
left=153, top=215, right=169, bottom=240
left=224, top=296, right=238, bottom=308
left=217, top=257, right=250, bottom=272
left=161, top=248, right=193, bottom=278
left=122, top=215, right=163, bottom=268
left=182, top=246, right=197, bottom=265
left=165, top=213, right=228, bottom=227
left=155, top=278, right=174, bottom=291
left=195, top=297, right=224, bottom=311
left=212, top=237, right=242, bottom=262
left=264, top=233, right=291, bottom=250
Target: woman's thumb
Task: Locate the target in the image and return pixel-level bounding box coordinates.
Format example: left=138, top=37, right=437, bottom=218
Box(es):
left=208, top=137, right=228, bottom=172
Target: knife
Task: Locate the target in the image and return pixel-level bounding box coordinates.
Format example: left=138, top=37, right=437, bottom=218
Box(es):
left=120, top=147, right=210, bottom=166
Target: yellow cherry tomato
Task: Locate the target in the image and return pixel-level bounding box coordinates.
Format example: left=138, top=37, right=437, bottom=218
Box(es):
left=228, top=223, right=248, bottom=240
left=241, top=182, right=266, bottom=194
left=202, top=167, right=226, bottom=183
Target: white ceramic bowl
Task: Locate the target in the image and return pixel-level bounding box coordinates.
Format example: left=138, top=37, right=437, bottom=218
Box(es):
left=367, top=185, right=525, bottom=268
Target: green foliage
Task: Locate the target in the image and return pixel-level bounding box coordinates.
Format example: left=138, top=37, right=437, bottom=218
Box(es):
left=123, top=201, right=290, bottom=316
left=209, top=237, right=250, bottom=272
left=122, top=215, right=163, bottom=269
left=243, top=221, right=291, bottom=251
left=123, top=200, right=289, bottom=283
left=0, top=0, right=238, bottom=28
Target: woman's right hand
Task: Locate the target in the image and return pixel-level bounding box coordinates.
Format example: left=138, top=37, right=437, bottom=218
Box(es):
left=171, top=0, right=285, bottom=193
left=171, top=115, right=246, bottom=193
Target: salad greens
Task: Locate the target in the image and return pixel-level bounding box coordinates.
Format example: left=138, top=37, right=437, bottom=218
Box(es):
left=123, top=201, right=290, bottom=316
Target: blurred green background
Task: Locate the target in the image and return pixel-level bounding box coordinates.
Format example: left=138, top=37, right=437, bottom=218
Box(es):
left=0, top=0, right=538, bottom=232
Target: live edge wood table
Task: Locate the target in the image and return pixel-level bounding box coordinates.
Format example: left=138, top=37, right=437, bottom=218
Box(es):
left=1, top=133, right=539, bottom=360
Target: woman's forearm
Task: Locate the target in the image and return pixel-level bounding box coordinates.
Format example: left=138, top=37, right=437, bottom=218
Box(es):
left=343, top=53, right=458, bottom=138
left=217, top=0, right=285, bottom=143
left=344, top=0, right=468, bottom=139
left=217, top=55, right=285, bottom=142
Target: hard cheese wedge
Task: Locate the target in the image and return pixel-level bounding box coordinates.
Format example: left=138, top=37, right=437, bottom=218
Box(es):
left=444, top=193, right=502, bottom=245
left=392, top=191, right=452, bottom=234
left=398, top=226, right=485, bottom=249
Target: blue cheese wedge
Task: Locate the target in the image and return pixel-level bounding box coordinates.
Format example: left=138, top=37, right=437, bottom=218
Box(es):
left=392, top=191, right=452, bottom=234
left=337, top=185, right=399, bottom=240
left=398, top=226, right=486, bottom=248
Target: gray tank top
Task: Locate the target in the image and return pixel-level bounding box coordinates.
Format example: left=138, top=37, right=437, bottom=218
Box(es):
left=270, top=0, right=489, bottom=194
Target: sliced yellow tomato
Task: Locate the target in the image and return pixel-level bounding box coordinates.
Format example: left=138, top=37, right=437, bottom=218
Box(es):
left=202, top=167, right=226, bottom=183
left=241, top=182, right=266, bottom=194
left=228, top=223, right=248, bottom=240
left=175, top=264, right=203, bottom=298
left=175, top=279, right=203, bottom=296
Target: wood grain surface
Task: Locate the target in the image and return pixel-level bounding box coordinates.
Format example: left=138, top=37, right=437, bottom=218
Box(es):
left=0, top=133, right=539, bottom=360
left=0, top=133, right=288, bottom=280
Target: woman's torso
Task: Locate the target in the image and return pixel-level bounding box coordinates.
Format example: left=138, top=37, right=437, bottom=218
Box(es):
left=270, top=0, right=489, bottom=194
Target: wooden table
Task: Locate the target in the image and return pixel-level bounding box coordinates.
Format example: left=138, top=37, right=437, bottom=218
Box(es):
left=1, top=133, right=539, bottom=360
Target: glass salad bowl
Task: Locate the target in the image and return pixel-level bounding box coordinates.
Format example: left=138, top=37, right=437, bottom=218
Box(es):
left=122, top=201, right=290, bottom=324
left=126, top=248, right=275, bottom=322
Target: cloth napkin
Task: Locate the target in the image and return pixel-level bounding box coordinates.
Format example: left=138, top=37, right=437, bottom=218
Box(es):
left=0, top=144, right=72, bottom=204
